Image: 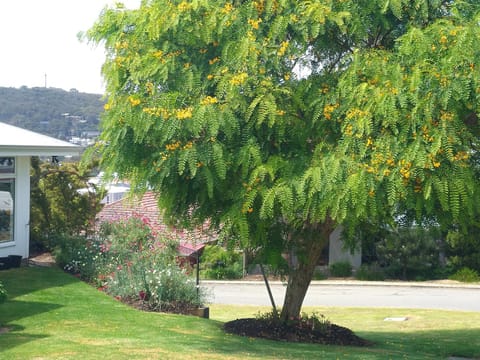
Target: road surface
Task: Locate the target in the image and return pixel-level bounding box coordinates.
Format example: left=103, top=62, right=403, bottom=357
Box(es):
left=203, top=280, right=480, bottom=311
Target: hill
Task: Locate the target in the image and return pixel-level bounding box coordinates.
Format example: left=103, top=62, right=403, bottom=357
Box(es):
left=0, top=86, right=105, bottom=140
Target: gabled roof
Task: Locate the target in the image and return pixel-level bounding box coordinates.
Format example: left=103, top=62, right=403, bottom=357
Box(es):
left=0, top=122, right=80, bottom=156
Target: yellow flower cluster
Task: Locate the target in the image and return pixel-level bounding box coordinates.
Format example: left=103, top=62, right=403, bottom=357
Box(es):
left=209, top=57, right=220, bottom=65
left=277, top=40, right=289, bottom=56
left=453, top=151, right=469, bottom=161
left=115, top=41, right=128, bottom=50
left=221, top=3, right=234, bottom=14
left=229, top=72, right=248, bottom=85
left=178, top=1, right=191, bottom=11
left=399, top=159, right=412, bottom=181
left=143, top=107, right=170, bottom=119
left=346, top=108, right=369, bottom=120
left=207, top=74, right=215, bottom=80
left=153, top=50, right=163, bottom=58
left=248, top=18, right=262, bottom=30
left=323, top=103, right=339, bottom=120
left=175, top=107, right=193, bottom=120
left=200, top=96, right=218, bottom=105
left=440, top=111, right=454, bottom=122
left=128, top=96, right=141, bottom=107
left=253, top=0, right=264, bottom=12
left=164, top=140, right=194, bottom=154
left=165, top=141, right=181, bottom=151
left=276, top=110, right=285, bottom=116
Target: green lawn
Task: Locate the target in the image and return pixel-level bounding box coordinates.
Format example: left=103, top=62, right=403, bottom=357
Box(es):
left=1, top=266, right=479, bottom=359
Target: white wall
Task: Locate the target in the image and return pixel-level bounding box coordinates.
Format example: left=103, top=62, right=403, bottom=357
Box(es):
left=0, top=156, right=30, bottom=259
left=328, top=226, right=362, bottom=269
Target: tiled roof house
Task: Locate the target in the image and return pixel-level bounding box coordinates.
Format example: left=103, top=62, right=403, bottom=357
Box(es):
left=96, top=191, right=217, bottom=260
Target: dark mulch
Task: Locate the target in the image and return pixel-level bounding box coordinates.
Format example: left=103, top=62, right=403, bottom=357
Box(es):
left=224, top=318, right=373, bottom=347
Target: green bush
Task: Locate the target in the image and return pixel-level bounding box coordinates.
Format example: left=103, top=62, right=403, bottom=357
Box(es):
left=449, top=267, right=480, bottom=283
left=377, top=226, right=440, bottom=280
left=355, top=264, right=385, bottom=281
left=329, top=261, right=353, bottom=278
left=201, top=245, right=243, bottom=280
left=0, top=281, right=7, bottom=304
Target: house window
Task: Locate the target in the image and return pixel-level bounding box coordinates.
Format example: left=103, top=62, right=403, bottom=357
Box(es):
left=0, top=158, right=15, bottom=243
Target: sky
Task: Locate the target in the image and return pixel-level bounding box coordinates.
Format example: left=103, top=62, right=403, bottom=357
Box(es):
left=0, top=0, right=141, bottom=95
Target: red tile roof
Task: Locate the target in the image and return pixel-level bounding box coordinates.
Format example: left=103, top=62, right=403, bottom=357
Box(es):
left=96, top=191, right=217, bottom=254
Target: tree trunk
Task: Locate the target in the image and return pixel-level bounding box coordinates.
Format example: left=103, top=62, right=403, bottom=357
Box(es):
left=280, top=220, right=334, bottom=322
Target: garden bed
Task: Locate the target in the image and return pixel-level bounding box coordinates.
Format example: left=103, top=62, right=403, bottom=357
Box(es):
left=224, top=318, right=372, bottom=346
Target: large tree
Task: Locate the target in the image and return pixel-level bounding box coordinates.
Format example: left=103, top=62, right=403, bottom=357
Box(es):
left=86, top=0, right=480, bottom=321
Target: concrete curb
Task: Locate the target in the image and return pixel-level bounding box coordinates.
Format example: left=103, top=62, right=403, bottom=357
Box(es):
left=201, top=279, right=480, bottom=289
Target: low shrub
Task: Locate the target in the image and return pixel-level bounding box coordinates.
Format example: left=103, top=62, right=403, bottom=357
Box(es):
left=329, top=261, right=353, bottom=278
left=0, top=281, right=7, bottom=304
left=355, top=263, right=385, bottom=281
left=201, top=245, right=243, bottom=280
left=449, top=267, right=480, bottom=283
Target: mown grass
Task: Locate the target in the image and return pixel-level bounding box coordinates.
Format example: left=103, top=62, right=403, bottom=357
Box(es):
left=1, top=266, right=479, bottom=359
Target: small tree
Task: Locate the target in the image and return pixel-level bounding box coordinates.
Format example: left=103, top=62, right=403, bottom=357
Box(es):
left=30, top=157, right=103, bottom=251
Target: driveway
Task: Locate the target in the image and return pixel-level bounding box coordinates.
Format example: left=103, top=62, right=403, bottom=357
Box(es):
left=203, top=280, right=480, bottom=311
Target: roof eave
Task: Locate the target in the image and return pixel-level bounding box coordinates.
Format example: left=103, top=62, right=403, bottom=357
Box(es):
left=0, top=145, right=81, bottom=157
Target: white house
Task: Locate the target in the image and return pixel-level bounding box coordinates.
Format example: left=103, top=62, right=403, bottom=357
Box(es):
left=0, top=122, right=80, bottom=259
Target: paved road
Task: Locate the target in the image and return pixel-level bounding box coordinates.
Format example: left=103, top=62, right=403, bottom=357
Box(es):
left=203, top=280, right=480, bottom=311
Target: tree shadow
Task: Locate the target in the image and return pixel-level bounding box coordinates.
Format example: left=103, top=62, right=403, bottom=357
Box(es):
left=0, top=265, right=77, bottom=299
left=0, top=324, right=49, bottom=353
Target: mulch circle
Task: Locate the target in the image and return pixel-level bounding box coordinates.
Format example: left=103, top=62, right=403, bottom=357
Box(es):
left=224, top=318, right=373, bottom=347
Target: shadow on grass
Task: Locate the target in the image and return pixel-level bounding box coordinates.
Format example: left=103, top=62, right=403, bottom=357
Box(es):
left=0, top=266, right=77, bottom=299
left=0, top=299, right=63, bottom=324
left=357, top=329, right=480, bottom=359
left=0, top=325, right=49, bottom=354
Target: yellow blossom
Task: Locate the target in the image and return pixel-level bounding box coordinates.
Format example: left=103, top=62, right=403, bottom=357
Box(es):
left=248, top=18, right=262, bottom=30
left=229, top=72, right=248, bottom=85
left=128, top=96, right=141, bottom=107
left=207, top=74, right=215, bottom=80
left=153, top=50, right=164, bottom=58
left=175, top=107, right=193, bottom=120
left=277, top=40, right=289, bottom=56
left=178, top=1, right=191, bottom=11
left=200, top=96, right=219, bottom=105
left=276, top=110, right=285, bottom=116
left=221, top=3, right=234, bottom=13
left=209, top=57, right=220, bottom=65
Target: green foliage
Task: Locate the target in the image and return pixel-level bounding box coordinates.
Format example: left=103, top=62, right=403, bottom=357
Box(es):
left=30, top=158, right=103, bottom=252
left=0, top=86, right=104, bottom=140
left=446, top=226, right=480, bottom=273
left=58, top=215, right=208, bottom=310
left=0, top=281, right=7, bottom=304
left=329, top=261, right=353, bottom=278
left=449, top=267, right=480, bottom=283
left=201, top=244, right=243, bottom=280
left=377, top=225, right=441, bottom=280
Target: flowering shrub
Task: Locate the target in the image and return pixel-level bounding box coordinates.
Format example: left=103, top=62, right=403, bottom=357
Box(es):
left=0, top=281, right=7, bottom=304
left=56, top=215, right=208, bottom=311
